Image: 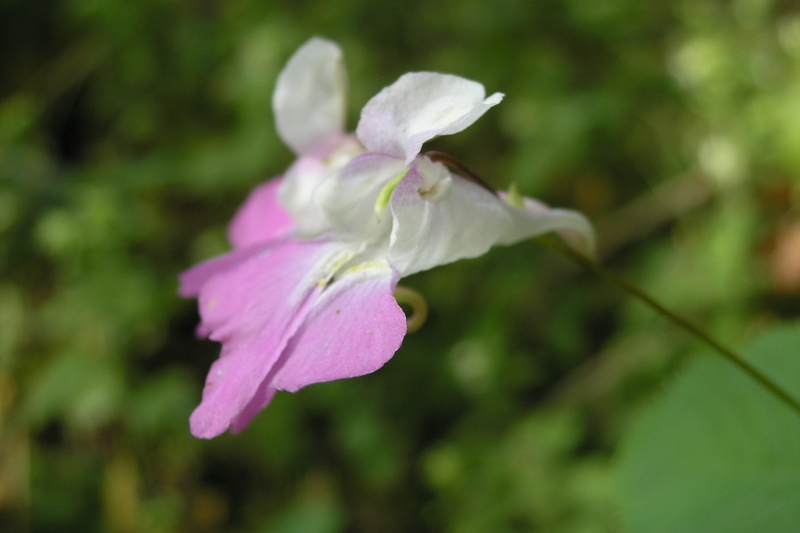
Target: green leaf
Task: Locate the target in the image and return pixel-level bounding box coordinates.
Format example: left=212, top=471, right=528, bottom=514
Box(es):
left=618, top=324, right=800, bottom=533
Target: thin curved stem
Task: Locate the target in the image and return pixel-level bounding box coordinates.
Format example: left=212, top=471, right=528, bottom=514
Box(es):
left=394, top=285, right=429, bottom=333
left=536, top=234, right=800, bottom=417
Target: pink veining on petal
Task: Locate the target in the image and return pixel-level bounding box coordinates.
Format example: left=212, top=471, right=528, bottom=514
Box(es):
left=189, top=239, right=344, bottom=438
left=271, top=266, right=406, bottom=393
left=228, top=178, right=293, bottom=249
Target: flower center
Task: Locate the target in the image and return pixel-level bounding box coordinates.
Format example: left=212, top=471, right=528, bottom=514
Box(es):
left=374, top=169, right=409, bottom=216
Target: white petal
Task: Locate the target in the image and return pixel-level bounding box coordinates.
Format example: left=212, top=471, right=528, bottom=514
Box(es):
left=273, top=37, right=347, bottom=157
left=388, top=165, right=595, bottom=276
left=315, top=153, right=407, bottom=241
left=277, top=136, right=366, bottom=238
left=388, top=167, right=510, bottom=275
left=277, top=157, right=332, bottom=237
left=356, top=72, right=503, bottom=163
left=499, top=195, right=596, bottom=257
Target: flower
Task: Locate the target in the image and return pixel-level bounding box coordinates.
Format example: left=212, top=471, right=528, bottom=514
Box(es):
left=180, top=37, right=594, bottom=439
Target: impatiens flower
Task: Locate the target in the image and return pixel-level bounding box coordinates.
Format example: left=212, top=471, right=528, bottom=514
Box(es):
left=180, top=37, right=595, bottom=439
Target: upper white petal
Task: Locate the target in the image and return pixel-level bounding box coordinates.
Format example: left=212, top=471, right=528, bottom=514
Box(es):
left=273, top=37, right=348, bottom=157
left=356, top=72, right=503, bottom=164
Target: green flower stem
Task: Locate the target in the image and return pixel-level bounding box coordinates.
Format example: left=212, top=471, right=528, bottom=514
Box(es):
left=536, top=234, right=800, bottom=417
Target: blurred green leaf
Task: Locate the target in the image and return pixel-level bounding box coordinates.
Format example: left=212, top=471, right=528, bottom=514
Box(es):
left=618, top=324, right=800, bottom=533
left=23, top=350, right=124, bottom=433
left=127, top=369, right=196, bottom=438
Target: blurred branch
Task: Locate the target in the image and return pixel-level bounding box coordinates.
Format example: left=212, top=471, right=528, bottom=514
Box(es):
left=595, top=171, right=716, bottom=259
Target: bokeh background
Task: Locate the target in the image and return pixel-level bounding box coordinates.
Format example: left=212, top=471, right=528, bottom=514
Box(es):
left=3, top=0, right=800, bottom=531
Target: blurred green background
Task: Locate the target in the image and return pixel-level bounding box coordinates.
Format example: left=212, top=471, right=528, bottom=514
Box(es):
left=2, top=0, right=800, bottom=531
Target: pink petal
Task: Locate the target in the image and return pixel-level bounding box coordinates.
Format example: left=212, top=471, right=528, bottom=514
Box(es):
left=189, top=239, right=348, bottom=438
left=230, top=383, right=277, bottom=434
left=271, top=265, right=406, bottom=392
left=178, top=244, right=270, bottom=299
left=228, top=178, right=293, bottom=249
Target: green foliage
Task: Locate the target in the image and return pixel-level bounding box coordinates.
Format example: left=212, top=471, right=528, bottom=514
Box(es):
left=2, top=0, right=800, bottom=531
left=619, top=325, right=800, bottom=533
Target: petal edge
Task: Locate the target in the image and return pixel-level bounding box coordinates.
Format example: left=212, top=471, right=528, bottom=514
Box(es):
left=357, top=72, right=503, bottom=163
left=273, top=37, right=347, bottom=157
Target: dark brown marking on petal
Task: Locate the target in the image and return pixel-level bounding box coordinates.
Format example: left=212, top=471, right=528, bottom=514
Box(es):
left=424, top=151, right=497, bottom=195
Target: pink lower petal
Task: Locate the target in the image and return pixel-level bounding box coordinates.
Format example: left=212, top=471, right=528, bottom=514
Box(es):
left=228, top=178, right=293, bottom=249
left=189, top=239, right=348, bottom=438
left=271, top=265, right=406, bottom=392
left=230, top=383, right=278, bottom=434
left=178, top=243, right=274, bottom=299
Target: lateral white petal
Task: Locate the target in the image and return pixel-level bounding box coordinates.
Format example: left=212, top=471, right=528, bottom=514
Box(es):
left=357, top=72, right=503, bottom=163
left=388, top=168, right=595, bottom=276
left=388, top=167, right=513, bottom=276
left=499, top=195, right=596, bottom=257
left=273, top=37, right=347, bottom=157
